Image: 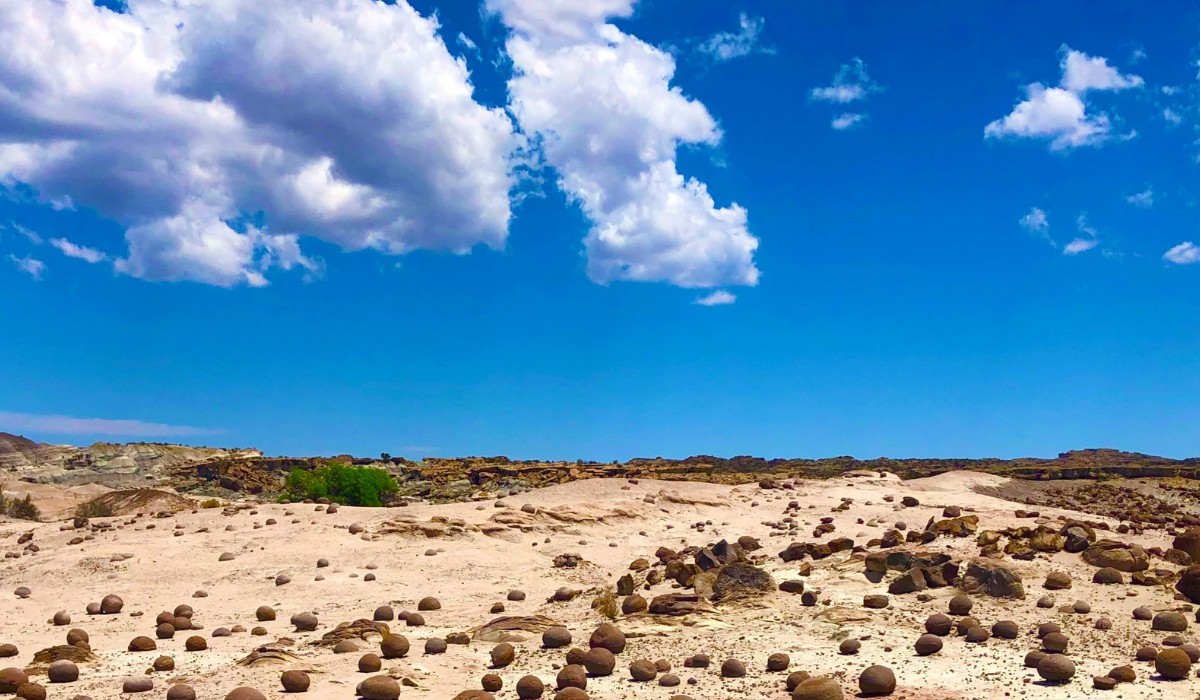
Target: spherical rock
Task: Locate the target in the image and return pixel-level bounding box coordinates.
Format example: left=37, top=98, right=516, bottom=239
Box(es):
left=838, top=638, right=861, bottom=655
left=1042, top=632, right=1069, bottom=653
left=15, top=683, right=44, bottom=700
left=588, top=623, right=625, bottom=654
left=1093, top=568, right=1123, bottom=584
left=965, top=626, right=990, bottom=643
left=787, top=671, right=811, bottom=691
left=380, top=634, right=409, bottom=659
left=256, top=606, right=276, bottom=621
left=281, top=670, right=310, bottom=693
left=224, top=688, right=267, bottom=700
left=991, top=620, right=1018, bottom=639
left=630, top=659, right=657, bottom=682
left=490, top=642, right=515, bottom=668
left=481, top=674, right=503, bottom=692
left=424, top=638, right=447, bottom=655
left=0, top=669, right=27, bottom=693
left=556, top=665, right=587, bottom=690
left=858, top=666, right=895, bottom=696
left=52, top=610, right=71, bottom=626
left=418, top=596, right=441, bottom=611
left=516, top=675, right=545, bottom=699
left=0, top=645, right=16, bottom=658
left=553, top=690, right=588, bottom=700
left=621, top=595, right=647, bottom=615
left=155, top=623, right=175, bottom=640
left=914, top=634, right=942, bottom=656
left=543, top=627, right=572, bottom=648
left=792, top=675, right=844, bottom=700
left=153, top=656, right=174, bottom=672
left=1135, top=646, right=1158, bottom=662
left=1037, top=654, right=1075, bottom=683
left=184, top=636, right=206, bottom=651
left=1093, top=676, right=1117, bottom=690
left=128, top=636, right=156, bottom=652
left=357, top=676, right=400, bottom=700
left=720, top=658, right=746, bottom=678
left=924, top=613, right=952, bottom=636
left=290, top=612, right=318, bottom=632
left=1024, top=650, right=1046, bottom=668
left=66, top=629, right=88, bottom=647
left=100, top=594, right=124, bottom=614
left=948, top=595, right=973, bottom=615
left=358, top=653, right=382, bottom=673
left=1108, top=665, right=1135, bottom=683
left=373, top=606, right=394, bottom=621
left=582, top=648, right=616, bottom=676
left=1043, top=572, right=1072, bottom=590
left=767, top=652, right=790, bottom=671
left=47, top=661, right=78, bottom=683
left=122, top=677, right=154, bottom=693
left=166, top=685, right=196, bottom=700
left=1154, top=647, right=1192, bottom=680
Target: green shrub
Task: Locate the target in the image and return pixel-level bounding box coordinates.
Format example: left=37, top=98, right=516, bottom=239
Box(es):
left=74, top=499, right=115, bottom=519
left=284, top=463, right=398, bottom=507
left=200, top=498, right=222, bottom=509
left=6, top=494, right=40, bottom=521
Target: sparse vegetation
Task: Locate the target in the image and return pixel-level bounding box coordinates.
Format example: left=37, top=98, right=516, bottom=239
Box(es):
left=74, top=499, right=115, bottom=519
left=283, top=462, right=398, bottom=507
left=200, top=498, right=222, bottom=509
left=5, top=494, right=40, bottom=521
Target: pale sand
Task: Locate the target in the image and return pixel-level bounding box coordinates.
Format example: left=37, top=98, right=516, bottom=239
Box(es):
left=0, top=473, right=1185, bottom=699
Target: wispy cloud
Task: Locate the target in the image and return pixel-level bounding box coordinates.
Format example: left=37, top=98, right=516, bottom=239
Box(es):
left=1125, top=188, right=1154, bottom=208
left=49, top=237, right=108, bottom=263
left=695, top=290, right=736, bottom=306
left=7, top=254, right=45, bottom=279
left=810, top=57, right=882, bottom=104
left=698, top=13, right=773, bottom=63
left=8, top=221, right=43, bottom=245
left=1164, top=242, right=1200, bottom=265
left=831, top=113, right=866, bottom=130
left=0, top=411, right=216, bottom=438
left=1019, top=206, right=1055, bottom=246
left=1063, top=213, right=1100, bottom=255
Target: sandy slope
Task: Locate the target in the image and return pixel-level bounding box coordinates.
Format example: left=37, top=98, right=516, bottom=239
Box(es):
left=0, top=473, right=1189, bottom=699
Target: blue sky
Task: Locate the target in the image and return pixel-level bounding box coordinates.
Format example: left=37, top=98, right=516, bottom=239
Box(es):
left=1, top=0, right=1199, bottom=460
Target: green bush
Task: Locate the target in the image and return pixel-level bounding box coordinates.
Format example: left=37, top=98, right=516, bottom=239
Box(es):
left=74, top=499, right=115, bottom=519
left=6, top=494, right=40, bottom=521
left=284, top=463, right=398, bottom=507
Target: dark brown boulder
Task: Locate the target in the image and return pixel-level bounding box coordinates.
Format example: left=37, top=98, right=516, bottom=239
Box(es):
left=914, top=634, right=942, bottom=655
left=858, top=666, right=895, bottom=696
left=588, top=623, right=625, bottom=654
left=1155, top=647, right=1191, bottom=680
left=489, top=642, right=515, bottom=668
left=582, top=648, right=615, bottom=676
left=1037, top=654, right=1075, bottom=683
left=280, top=671, right=310, bottom=693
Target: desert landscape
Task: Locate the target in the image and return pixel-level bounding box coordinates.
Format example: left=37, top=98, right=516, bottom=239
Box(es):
left=1, top=435, right=1200, bottom=700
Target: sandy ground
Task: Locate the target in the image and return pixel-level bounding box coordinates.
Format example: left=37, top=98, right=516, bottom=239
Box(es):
left=0, top=472, right=1192, bottom=699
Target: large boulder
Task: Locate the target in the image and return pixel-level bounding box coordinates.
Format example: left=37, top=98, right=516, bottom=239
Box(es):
left=1173, top=529, right=1200, bottom=562
left=1175, top=565, right=1200, bottom=604
left=958, top=560, right=1025, bottom=599
left=1081, top=541, right=1149, bottom=572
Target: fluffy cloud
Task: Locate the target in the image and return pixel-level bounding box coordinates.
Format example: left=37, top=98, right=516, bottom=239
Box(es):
left=694, top=290, right=736, bottom=306
left=831, top=113, right=867, bottom=130
left=698, top=13, right=771, bottom=63
left=985, top=47, right=1142, bottom=151
left=492, top=0, right=759, bottom=288
left=1019, top=206, right=1055, bottom=246
left=7, top=254, right=45, bottom=279
left=1164, top=242, right=1200, bottom=265
left=0, top=0, right=518, bottom=287
left=49, top=238, right=107, bottom=264
left=810, top=58, right=881, bottom=104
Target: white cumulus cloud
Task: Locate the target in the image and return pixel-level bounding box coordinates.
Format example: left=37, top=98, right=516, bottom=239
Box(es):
left=1164, top=242, right=1200, bottom=265
left=1062, top=213, right=1100, bottom=255
left=491, top=0, right=759, bottom=289
left=49, top=238, right=108, bottom=264
left=985, top=46, right=1142, bottom=151
left=0, top=0, right=518, bottom=287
